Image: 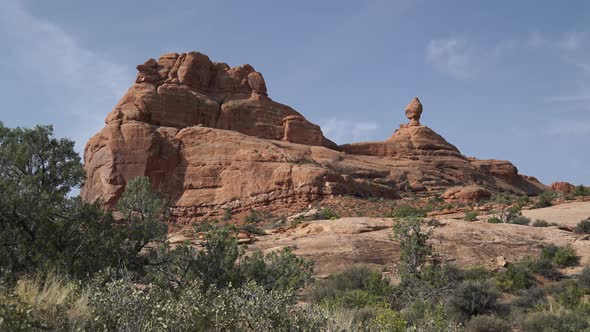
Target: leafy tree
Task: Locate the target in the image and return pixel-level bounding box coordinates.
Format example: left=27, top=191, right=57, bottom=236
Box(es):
left=0, top=123, right=84, bottom=274
left=116, top=176, right=168, bottom=257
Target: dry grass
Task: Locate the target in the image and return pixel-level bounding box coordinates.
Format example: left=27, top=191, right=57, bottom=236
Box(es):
left=13, top=273, right=90, bottom=328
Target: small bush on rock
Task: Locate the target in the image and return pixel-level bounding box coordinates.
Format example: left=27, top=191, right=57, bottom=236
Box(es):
left=541, top=244, right=580, bottom=268
left=464, top=211, right=478, bottom=221
left=509, top=216, right=531, bottom=225
left=575, top=218, right=590, bottom=234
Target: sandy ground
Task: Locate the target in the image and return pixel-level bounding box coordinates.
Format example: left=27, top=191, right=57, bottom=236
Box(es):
left=522, top=201, right=590, bottom=226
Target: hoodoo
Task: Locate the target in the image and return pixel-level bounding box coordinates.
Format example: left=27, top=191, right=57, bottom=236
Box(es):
left=82, top=51, right=547, bottom=223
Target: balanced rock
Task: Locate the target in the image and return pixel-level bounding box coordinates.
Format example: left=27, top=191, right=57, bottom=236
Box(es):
left=405, top=97, right=423, bottom=126
left=82, top=54, right=548, bottom=223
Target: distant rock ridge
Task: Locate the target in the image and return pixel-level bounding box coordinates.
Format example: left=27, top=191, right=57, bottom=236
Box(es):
left=82, top=51, right=547, bottom=223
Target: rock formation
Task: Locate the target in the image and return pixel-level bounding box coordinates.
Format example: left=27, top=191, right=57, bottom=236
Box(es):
left=550, top=181, right=575, bottom=193
left=82, top=51, right=547, bottom=223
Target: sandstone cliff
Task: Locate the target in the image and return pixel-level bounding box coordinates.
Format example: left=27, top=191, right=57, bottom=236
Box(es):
left=82, top=52, right=547, bottom=223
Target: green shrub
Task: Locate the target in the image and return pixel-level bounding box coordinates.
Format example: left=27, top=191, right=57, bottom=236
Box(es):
left=222, top=208, right=232, bottom=221
left=521, top=256, right=561, bottom=280
left=447, top=281, right=501, bottom=321
left=464, top=211, right=478, bottom=221
left=572, top=185, right=590, bottom=197
left=509, top=287, right=546, bottom=309
left=551, top=279, right=585, bottom=307
left=516, top=195, right=531, bottom=206
left=495, top=264, right=535, bottom=292
left=465, top=315, right=511, bottom=332
left=393, top=217, right=432, bottom=284
left=487, top=217, right=503, bottom=224
left=532, top=190, right=558, bottom=209
left=389, top=205, right=426, bottom=219
left=193, top=221, right=217, bottom=233
left=575, top=218, right=590, bottom=234
left=370, top=306, right=407, bottom=331
left=532, top=219, right=550, bottom=227
left=541, top=244, right=580, bottom=268
left=89, top=278, right=326, bottom=331
left=315, top=208, right=339, bottom=220
left=520, top=311, right=590, bottom=332
left=509, top=216, right=531, bottom=225
left=308, top=266, right=391, bottom=304
left=245, top=209, right=264, bottom=223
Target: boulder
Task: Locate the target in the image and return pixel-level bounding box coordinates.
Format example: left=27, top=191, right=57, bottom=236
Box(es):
left=551, top=181, right=575, bottom=193
left=441, top=186, right=492, bottom=203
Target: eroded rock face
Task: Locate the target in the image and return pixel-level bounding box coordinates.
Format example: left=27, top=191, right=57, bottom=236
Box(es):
left=441, top=186, right=492, bottom=203
left=82, top=53, right=548, bottom=222
left=105, top=51, right=335, bottom=148
left=551, top=182, right=575, bottom=193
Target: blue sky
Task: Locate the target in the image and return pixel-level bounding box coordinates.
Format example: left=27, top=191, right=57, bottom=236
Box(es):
left=1, top=0, right=589, bottom=185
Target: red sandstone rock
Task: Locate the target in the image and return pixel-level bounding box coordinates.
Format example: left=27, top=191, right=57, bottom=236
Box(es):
left=551, top=181, right=575, bottom=193
left=441, top=186, right=492, bottom=203
left=405, top=97, right=423, bottom=126
left=82, top=53, right=547, bottom=223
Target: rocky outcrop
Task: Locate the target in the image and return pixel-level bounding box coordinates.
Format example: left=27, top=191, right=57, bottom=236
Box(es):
left=551, top=182, right=575, bottom=193
left=105, top=51, right=336, bottom=149
left=441, top=186, right=492, bottom=203
left=82, top=51, right=548, bottom=223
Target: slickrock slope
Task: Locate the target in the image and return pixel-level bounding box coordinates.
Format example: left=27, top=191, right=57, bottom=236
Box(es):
left=82, top=52, right=547, bottom=223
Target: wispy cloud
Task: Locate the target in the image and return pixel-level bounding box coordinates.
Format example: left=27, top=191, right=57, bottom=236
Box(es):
left=0, top=0, right=133, bottom=152
left=527, top=31, right=583, bottom=51
left=320, top=119, right=379, bottom=144
left=426, top=38, right=474, bottom=80
left=547, top=121, right=590, bottom=136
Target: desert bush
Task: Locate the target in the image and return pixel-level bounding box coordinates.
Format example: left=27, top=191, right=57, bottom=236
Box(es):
left=541, top=244, right=580, bottom=268
left=308, top=266, right=391, bottom=304
left=532, top=219, right=550, bottom=227
left=516, top=195, right=531, bottom=206
left=575, top=218, right=590, bottom=234
left=509, top=215, right=531, bottom=225
left=222, top=207, right=232, bottom=221
left=532, top=190, right=558, bottom=209
left=519, top=310, right=590, bottom=332
left=446, top=281, right=501, bottom=321
left=89, top=278, right=325, bottom=332
left=509, top=287, right=546, bottom=309
left=245, top=209, right=264, bottom=223
left=550, top=279, right=585, bottom=308
left=314, top=208, right=340, bottom=220
left=572, top=185, right=590, bottom=197
left=487, top=217, right=503, bottom=224
left=369, top=306, right=406, bottom=331
left=465, top=315, right=511, bottom=332
left=393, top=217, right=432, bottom=284
left=464, top=211, right=478, bottom=221
left=521, top=256, right=561, bottom=280
left=495, top=264, right=535, bottom=292
left=389, top=205, right=427, bottom=219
